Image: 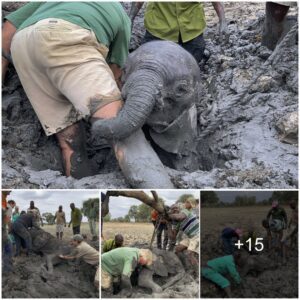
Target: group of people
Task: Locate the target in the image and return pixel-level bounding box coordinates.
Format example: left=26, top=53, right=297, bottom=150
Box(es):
left=2, top=2, right=295, bottom=186
left=101, top=196, right=200, bottom=295
left=202, top=200, right=298, bottom=297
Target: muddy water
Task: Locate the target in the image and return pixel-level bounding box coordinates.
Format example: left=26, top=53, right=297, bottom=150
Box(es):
left=2, top=2, right=298, bottom=188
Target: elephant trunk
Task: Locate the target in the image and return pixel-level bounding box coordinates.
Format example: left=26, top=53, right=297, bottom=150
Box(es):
left=92, top=70, right=161, bottom=140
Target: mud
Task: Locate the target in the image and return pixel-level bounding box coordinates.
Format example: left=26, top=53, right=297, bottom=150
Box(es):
left=201, top=206, right=298, bottom=298
left=2, top=231, right=99, bottom=299
left=101, top=243, right=199, bottom=299
left=2, top=2, right=298, bottom=189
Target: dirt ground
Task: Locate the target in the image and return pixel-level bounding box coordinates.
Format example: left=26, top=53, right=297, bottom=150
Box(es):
left=2, top=223, right=99, bottom=298
left=101, top=222, right=199, bottom=298
left=201, top=205, right=298, bottom=298
left=2, top=2, right=298, bottom=189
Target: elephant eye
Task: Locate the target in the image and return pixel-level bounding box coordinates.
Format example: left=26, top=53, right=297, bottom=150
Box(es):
left=175, top=82, right=189, bottom=95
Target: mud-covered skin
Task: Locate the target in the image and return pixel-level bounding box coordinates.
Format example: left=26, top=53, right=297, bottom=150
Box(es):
left=92, top=41, right=200, bottom=157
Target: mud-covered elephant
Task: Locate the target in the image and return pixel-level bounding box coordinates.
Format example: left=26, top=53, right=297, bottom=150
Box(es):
left=93, top=41, right=201, bottom=171
left=128, top=249, right=185, bottom=295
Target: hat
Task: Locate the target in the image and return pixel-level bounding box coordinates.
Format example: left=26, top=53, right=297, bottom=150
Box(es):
left=73, top=234, right=83, bottom=242
left=138, top=249, right=154, bottom=266
left=272, top=200, right=279, bottom=208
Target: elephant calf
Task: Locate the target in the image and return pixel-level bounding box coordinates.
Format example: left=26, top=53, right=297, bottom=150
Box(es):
left=93, top=41, right=201, bottom=171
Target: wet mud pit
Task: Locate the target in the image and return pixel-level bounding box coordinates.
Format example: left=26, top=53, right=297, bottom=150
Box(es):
left=201, top=233, right=298, bottom=298
left=2, top=239, right=99, bottom=298
left=2, top=3, right=298, bottom=188
left=201, top=206, right=298, bottom=298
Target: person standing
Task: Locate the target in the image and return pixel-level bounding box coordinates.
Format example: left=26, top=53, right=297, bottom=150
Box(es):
left=69, top=203, right=82, bottom=234
left=53, top=205, right=66, bottom=240
left=27, top=201, right=43, bottom=227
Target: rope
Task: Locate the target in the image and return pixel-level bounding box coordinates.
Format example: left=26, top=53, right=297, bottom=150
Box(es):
left=197, top=22, right=298, bottom=140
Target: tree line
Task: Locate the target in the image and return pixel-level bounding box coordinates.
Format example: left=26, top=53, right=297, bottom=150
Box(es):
left=104, top=194, right=196, bottom=223
left=42, top=198, right=99, bottom=224
left=201, top=191, right=298, bottom=207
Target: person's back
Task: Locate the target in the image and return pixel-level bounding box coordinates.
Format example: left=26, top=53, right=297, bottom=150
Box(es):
left=101, top=247, right=139, bottom=276
left=222, top=227, right=239, bottom=239
left=8, top=2, right=130, bottom=67
left=75, top=241, right=99, bottom=266
left=14, top=213, right=34, bottom=228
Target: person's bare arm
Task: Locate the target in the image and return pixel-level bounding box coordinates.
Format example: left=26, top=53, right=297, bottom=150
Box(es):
left=129, top=2, right=144, bottom=25
left=212, top=2, right=228, bottom=40
left=2, top=21, right=16, bottom=82
left=168, top=213, right=187, bottom=222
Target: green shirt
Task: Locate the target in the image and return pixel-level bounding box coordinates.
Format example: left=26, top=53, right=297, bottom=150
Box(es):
left=144, top=2, right=206, bottom=43
left=101, top=247, right=139, bottom=277
left=103, top=239, right=117, bottom=253
left=207, top=255, right=241, bottom=284
left=71, top=208, right=82, bottom=227
left=6, top=2, right=131, bottom=67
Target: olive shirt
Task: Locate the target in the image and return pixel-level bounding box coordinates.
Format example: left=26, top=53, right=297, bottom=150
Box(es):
left=71, top=208, right=82, bottom=227
left=101, top=247, right=139, bottom=277
left=103, top=239, right=117, bottom=253
left=144, top=2, right=206, bottom=43
left=6, top=2, right=131, bottom=67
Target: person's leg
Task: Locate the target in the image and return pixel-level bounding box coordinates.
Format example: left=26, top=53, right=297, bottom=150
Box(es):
left=56, top=122, right=93, bottom=179
left=262, top=2, right=290, bottom=50
left=163, top=225, right=168, bottom=250
left=180, top=34, right=206, bottom=64
left=157, top=224, right=163, bottom=249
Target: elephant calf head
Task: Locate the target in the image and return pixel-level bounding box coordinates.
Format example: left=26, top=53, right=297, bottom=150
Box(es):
left=92, top=41, right=201, bottom=146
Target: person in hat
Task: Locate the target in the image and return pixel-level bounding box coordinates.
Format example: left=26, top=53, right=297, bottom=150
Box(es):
left=59, top=234, right=99, bottom=289
left=101, top=247, right=153, bottom=296
left=221, top=227, right=243, bottom=255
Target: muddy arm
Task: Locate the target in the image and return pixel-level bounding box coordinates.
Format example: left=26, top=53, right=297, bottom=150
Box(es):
left=113, top=130, right=174, bottom=188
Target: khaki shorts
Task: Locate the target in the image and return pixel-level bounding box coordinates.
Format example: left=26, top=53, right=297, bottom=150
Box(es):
left=281, top=224, right=297, bottom=242
left=11, top=18, right=121, bottom=136
left=180, top=235, right=199, bottom=254
left=101, top=268, right=112, bottom=289
left=56, top=224, right=64, bottom=233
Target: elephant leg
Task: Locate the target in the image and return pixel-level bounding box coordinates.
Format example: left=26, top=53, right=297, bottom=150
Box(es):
left=138, top=268, right=162, bottom=293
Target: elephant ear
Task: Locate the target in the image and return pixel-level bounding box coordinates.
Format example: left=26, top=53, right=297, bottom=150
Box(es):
left=152, top=255, right=168, bottom=277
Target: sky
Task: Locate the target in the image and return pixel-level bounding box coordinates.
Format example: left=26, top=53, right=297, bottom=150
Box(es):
left=214, top=191, right=273, bottom=203
left=7, top=190, right=99, bottom=222
left=105, top=190, right=199, bottom=218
